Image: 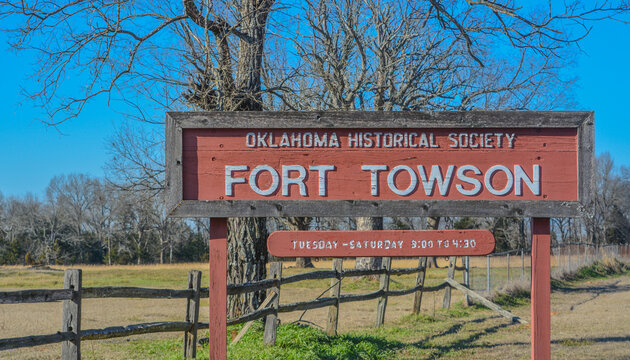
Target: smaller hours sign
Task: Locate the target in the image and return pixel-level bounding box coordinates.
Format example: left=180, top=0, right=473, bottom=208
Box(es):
left=267, top=230, right=495, bottom=257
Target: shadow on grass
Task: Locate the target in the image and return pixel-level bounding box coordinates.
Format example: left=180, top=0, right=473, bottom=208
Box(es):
left=486, top=335, right=630, bottom=349
left=230, top=307, right=524, bottom=359
left=568, top=335, right=630, bottom=344
left=556, top=280, right=630, bottom=295
left=404, top=316, right=515, bottom=358
left=300, top=317, right=512, bottom=360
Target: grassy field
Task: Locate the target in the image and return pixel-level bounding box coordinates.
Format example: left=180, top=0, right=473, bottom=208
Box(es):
left=1, top=258, right=629, bottom=359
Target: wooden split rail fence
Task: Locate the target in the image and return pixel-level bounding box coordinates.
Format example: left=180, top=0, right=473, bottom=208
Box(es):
left=0, top=257, right=521, bottom=359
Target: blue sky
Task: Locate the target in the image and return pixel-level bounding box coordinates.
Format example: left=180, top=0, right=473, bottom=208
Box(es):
left=0, top=17, right=629, bottom=198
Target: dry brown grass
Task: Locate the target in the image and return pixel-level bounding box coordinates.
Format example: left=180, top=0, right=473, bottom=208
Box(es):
left=2, top=259, right=630, bottom=359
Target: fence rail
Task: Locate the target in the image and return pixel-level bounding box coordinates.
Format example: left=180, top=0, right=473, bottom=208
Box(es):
left=0, top=256, right=519, bottom=359
left=0, top=289, right=74, bottom=304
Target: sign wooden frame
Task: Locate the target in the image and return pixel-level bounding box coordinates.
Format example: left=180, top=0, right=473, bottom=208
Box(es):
left=165, top=111, right=593, bottom=218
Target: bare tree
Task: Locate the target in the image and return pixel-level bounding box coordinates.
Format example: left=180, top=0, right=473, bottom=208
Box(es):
left=264, top=0, right=630, bottom=269
left=2, top=0, right=629, bottom=307
left=86, top=180, right=117, bottom=265
left=47, top=175, right=94, bottom=244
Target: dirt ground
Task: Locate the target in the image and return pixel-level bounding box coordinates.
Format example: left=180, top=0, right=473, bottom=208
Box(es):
left=471, top=274, right=630, bottom=359
left=2, top=265, right=630, bottom=359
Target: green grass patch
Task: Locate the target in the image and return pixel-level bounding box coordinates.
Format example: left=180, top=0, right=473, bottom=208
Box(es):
left=228, top=323, right=400, bottom=360
left=112, top=323, right=403, bottom=360
left=492, top=292, right=529, bottom=307
left=573, top=259, right=629, bottom=280
left=398, top=313, right=438, bottom=325
left=558, top=338, right=595, bottom=347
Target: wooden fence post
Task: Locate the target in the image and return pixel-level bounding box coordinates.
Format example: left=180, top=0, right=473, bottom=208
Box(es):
left=486, top=255, right=491, bottom=294
left=521, top=249, right=525, bottom=281
left=463, top=256, right=470, bottom=306
left=264, top=262, right=282, bottom=345
left=184, top=270, right=202, bottom=358
left=412, top=257, right=428, bottom=314
left=326, top=259, right=343, bottom=336
left=507, top=253, right=511, bottom=283
left=443, top=257, right=456, bottom=309
left=62, top=269, right=81, bottom=360
left=375, top=257, right=392, bottom=327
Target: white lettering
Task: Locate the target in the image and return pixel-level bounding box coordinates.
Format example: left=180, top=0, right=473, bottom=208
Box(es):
left=417, top=165, right=455, bottom=196
left=291, top=132, right=301, bottom=147
left=448, top=133, right=458, bottom=148
left=250, top=165, right=280, bottom=196
left=225, top=165, right=248, bottom=196
left=257, top=132, right=268, bottom=147
left=430, top=133, right=439, bottom=148
left=329, top=133, right=340, bottom=147
left=514, top=164, right=541, bottom=196
left=348, top=132, right=360, bottom=148
left=280, top=133, right=290, bottom=147
left=268, top=132, right=278, bottom=147
left=309, top=165, right=336, bottom=196
left=485, top=165, right=514, bottom=196
left=303, top=132, right=313, bottom=147
left=419, top=133, right=429, bottom=148
left=362, top=165, right=388, bottom=196
left=282, top=165, right=307, bottom=196
left=383, top=133, right=393, bottom=148
left=456, top=165, right=482, bottom=196
left=246, top=133, right=256, bottom=147
left=314, top=133, right=327, bottom=147
left=364, top=133, right=373, bottom=147
left=387, top=165, right=418, bottom=196
left=506, top=133, right=516, bottom=148
left=495, top=133, right=503, bottom=147
left=409, top=132, right=418, bottom=148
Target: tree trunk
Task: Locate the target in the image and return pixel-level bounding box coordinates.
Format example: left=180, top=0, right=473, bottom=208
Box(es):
left=159, top=235, right=164, bottom=265
left=183, top=0, right=273, bottom=318
left=227, top=217, right=268, bottom=318
left=355, top=217, right=384, bottom=274
left=107, top=236, right=112, bottom=265
left=288, top=217, right=314, bottom=268
left=295, top=257, right=314, bottom=268
left=169, top=239, right=173, bottom=264
left=426, top=216, right=441, bottom=268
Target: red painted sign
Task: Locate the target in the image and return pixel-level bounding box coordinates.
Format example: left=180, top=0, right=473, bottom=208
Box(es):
left=267, top=230, right=495, bottom=257
left=182, top=128, right=577, bottom=202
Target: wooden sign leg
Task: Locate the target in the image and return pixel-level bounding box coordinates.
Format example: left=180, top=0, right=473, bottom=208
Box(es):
left=531, top=218, right=551, bottom=360
left=209, top=218, right=228, bottom=360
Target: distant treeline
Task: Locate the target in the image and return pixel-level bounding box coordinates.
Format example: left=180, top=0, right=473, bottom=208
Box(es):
left=0, top=174, right=209, bottom=265
left=1, top=153, right=628, bottom=266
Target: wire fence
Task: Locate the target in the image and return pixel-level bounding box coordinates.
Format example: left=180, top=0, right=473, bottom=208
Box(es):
left=468, top=244, right=630, bottom=295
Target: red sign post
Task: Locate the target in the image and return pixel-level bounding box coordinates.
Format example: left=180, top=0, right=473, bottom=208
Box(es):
left=166, top=111, right=593, bottom=360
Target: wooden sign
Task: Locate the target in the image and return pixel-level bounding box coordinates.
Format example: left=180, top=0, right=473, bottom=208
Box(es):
left=164, top=111, right=594, bottom=360
left=165, top=111, right=593, bottom=218
left=267, top=230, right=495, bottom=257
